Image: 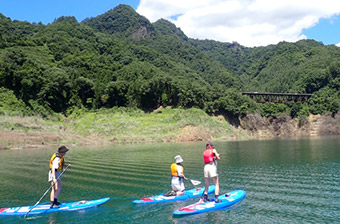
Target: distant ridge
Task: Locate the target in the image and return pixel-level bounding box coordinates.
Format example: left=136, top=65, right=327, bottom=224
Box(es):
left=83, top=4, right=154, bottom=39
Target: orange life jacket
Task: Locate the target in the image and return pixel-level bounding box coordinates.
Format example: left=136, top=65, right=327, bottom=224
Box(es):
left=49, top=153, right=64, bottom=171
left=203, top=147, right=215, bottom=164
left=171, top=163, right=184, bottom=177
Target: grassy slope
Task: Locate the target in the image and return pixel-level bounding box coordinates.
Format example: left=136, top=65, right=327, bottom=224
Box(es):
left=0, top=107, right=251, bottom=149
left=64, top=107, right=250, bottom=143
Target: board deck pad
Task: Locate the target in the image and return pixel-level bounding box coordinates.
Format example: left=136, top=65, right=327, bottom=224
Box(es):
left=173, top=190, right=246, bottom=215
left=0, top=197, right=110, bottom=216
left=133, top=185, right=215, bottom=204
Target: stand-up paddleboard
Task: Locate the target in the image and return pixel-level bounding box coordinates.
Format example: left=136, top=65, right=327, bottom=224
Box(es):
left=0, top=197, right=110, bottom=216
left=173, top=190, right=246, bottom=215
left=133, top=185, right=215, bottom=204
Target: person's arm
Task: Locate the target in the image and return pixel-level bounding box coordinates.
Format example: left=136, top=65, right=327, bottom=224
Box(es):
left=61, top=154, right=71, bottom=167
left=52, top=157, right=59, bottom=184
left=51, top=168, right=57, bottom=185
left=178, top=166, right=185, bottom=179
left=213, top=149, right=220, bottom=160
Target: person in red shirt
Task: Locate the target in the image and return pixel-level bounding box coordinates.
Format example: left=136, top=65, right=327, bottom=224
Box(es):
left=202, top=142, right=221, bottom=203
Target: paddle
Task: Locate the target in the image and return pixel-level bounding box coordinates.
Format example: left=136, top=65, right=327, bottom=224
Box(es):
left=185, top=178, right=201, bottom=186
left=24, top=164, right=71, bottom=218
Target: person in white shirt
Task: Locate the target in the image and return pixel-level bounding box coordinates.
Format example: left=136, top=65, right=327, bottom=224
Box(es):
left=170, top=155, right=186, bottom=196
left=48, top=146, right=71, bottom=208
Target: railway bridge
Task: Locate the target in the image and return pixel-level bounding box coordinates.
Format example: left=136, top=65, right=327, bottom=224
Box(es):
left=242, top=92, right=313, bottom=103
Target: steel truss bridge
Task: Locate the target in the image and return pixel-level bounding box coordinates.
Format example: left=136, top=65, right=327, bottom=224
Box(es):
left=242, top=92, right=313, bottom=103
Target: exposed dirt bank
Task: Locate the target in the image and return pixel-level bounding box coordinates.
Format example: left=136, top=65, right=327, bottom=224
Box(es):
left=239, top=113, right=340, bottom=138
left=0, top=113, right=339, bottom=150
left=0, top=130, right=111, bottom=150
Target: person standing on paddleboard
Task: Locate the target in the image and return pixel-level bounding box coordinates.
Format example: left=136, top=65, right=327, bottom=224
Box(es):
left=203, top=142, right=221, bottom=203
left=48, top=146, right=71, bottom=208
left=168, top=155, right=186, bottom=196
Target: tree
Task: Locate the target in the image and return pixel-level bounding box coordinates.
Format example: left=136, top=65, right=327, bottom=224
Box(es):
left=75, top=76, right=95, bottom=108
left=37, top=67, right=71, bottom=112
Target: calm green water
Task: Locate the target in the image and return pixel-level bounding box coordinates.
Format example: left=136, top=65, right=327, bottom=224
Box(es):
left=0, top=136, right=339, bottom=223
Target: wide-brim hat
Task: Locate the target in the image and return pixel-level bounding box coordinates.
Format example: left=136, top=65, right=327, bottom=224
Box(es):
left=58, top=146, right=69, bottom=153
left=174, top=155, right=183, bottom=163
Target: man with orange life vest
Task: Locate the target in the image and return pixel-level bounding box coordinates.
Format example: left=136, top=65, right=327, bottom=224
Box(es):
left=202, top=142, right=221, bottom=203
left=48, top=146, right=71, bottom=208
left=169, top=155, right=186, bottom=196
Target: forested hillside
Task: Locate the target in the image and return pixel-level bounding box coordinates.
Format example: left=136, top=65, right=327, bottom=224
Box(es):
left=0, top=4, right=339, bottom=119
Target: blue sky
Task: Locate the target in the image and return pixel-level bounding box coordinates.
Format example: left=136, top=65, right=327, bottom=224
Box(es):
left=302, top=16, right=340, bottom=46
left=1, top=0, right=339, bottom=47
left=0, top=0, right=140, bottom=24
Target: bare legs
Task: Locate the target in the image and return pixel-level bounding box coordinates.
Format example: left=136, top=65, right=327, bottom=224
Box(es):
left=203, top=176, right=219, bottom=196
left=50, top=180, right=62, bottom=202
left=213, top=176, right=219, bottom=196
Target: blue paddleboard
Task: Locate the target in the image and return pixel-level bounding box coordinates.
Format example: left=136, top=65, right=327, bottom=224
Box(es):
left=0, top=197, right=110, bottom=216
left=173, top=190, right=246, bottom=215
left=133, top=185, right=215, bottom=204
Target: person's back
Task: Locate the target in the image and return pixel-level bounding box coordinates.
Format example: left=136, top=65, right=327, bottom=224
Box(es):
left=202, top=142, right=221, bottom=203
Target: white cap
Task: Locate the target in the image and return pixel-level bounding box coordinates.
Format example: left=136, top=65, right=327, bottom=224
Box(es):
left=174, top=155, right=183, bottom=163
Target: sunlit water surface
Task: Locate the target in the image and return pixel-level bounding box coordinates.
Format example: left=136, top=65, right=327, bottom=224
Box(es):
left=0, top=136, right=339, bottom=223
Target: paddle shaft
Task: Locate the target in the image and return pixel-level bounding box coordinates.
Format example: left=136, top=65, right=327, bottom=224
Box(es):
left=24, top=164, right=70, bottom=217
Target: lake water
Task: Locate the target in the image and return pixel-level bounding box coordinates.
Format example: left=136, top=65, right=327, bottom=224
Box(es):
left=0, top=136, right=339, bottom=223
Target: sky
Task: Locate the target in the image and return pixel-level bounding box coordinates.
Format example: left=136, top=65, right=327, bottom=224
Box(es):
left=1, top=0, right=340, bottom=47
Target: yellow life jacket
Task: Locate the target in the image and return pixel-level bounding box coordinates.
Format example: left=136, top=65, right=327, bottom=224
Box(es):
left=49, top=153, right=64, bottom=171
left=171, top=163, right=184, bottom=177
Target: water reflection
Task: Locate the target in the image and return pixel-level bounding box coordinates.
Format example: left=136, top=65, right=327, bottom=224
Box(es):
left=0, top=137, right=339, bottom=223
left=48, top=213, right=57, bottom=224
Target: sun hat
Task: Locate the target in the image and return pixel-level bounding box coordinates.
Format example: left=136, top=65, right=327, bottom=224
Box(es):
left=174, top=155, right=183, bottom=163
left=58, top=146, right=69, bottom=153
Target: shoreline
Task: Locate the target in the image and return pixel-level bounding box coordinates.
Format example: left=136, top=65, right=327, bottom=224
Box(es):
left=0, top=128, right=337, bottom=151
left=0, top=131, right=337, bottom=151
left=1, top=110, right=339, bottom=150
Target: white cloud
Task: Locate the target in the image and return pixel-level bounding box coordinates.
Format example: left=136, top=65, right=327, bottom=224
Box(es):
left=137, top=0, right=340, bottom=47
left=337, top=43, right=340, bottom=47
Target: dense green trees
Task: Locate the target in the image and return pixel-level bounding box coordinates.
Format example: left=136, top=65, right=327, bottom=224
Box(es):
left=0, top=4, right=339, bottom=119
left=0, top=87, right=30, bottom=115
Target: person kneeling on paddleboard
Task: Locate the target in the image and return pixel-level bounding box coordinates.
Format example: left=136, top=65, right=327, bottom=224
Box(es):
left=165, top=155, right=186, bottom=197
left=48, top=146, right=71, bottom=208
left=203, top=142, right=221, bottom=203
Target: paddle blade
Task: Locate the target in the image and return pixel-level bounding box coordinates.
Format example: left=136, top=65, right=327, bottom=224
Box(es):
left=190, top=179, right=201, bottom=186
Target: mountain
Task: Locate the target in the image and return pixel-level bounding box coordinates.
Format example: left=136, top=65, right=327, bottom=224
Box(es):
left=83, top=4, right=154, bottom=39
left=153, top=18, right=188, bottom=41
left=0, top=4, right=339, bottom=117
